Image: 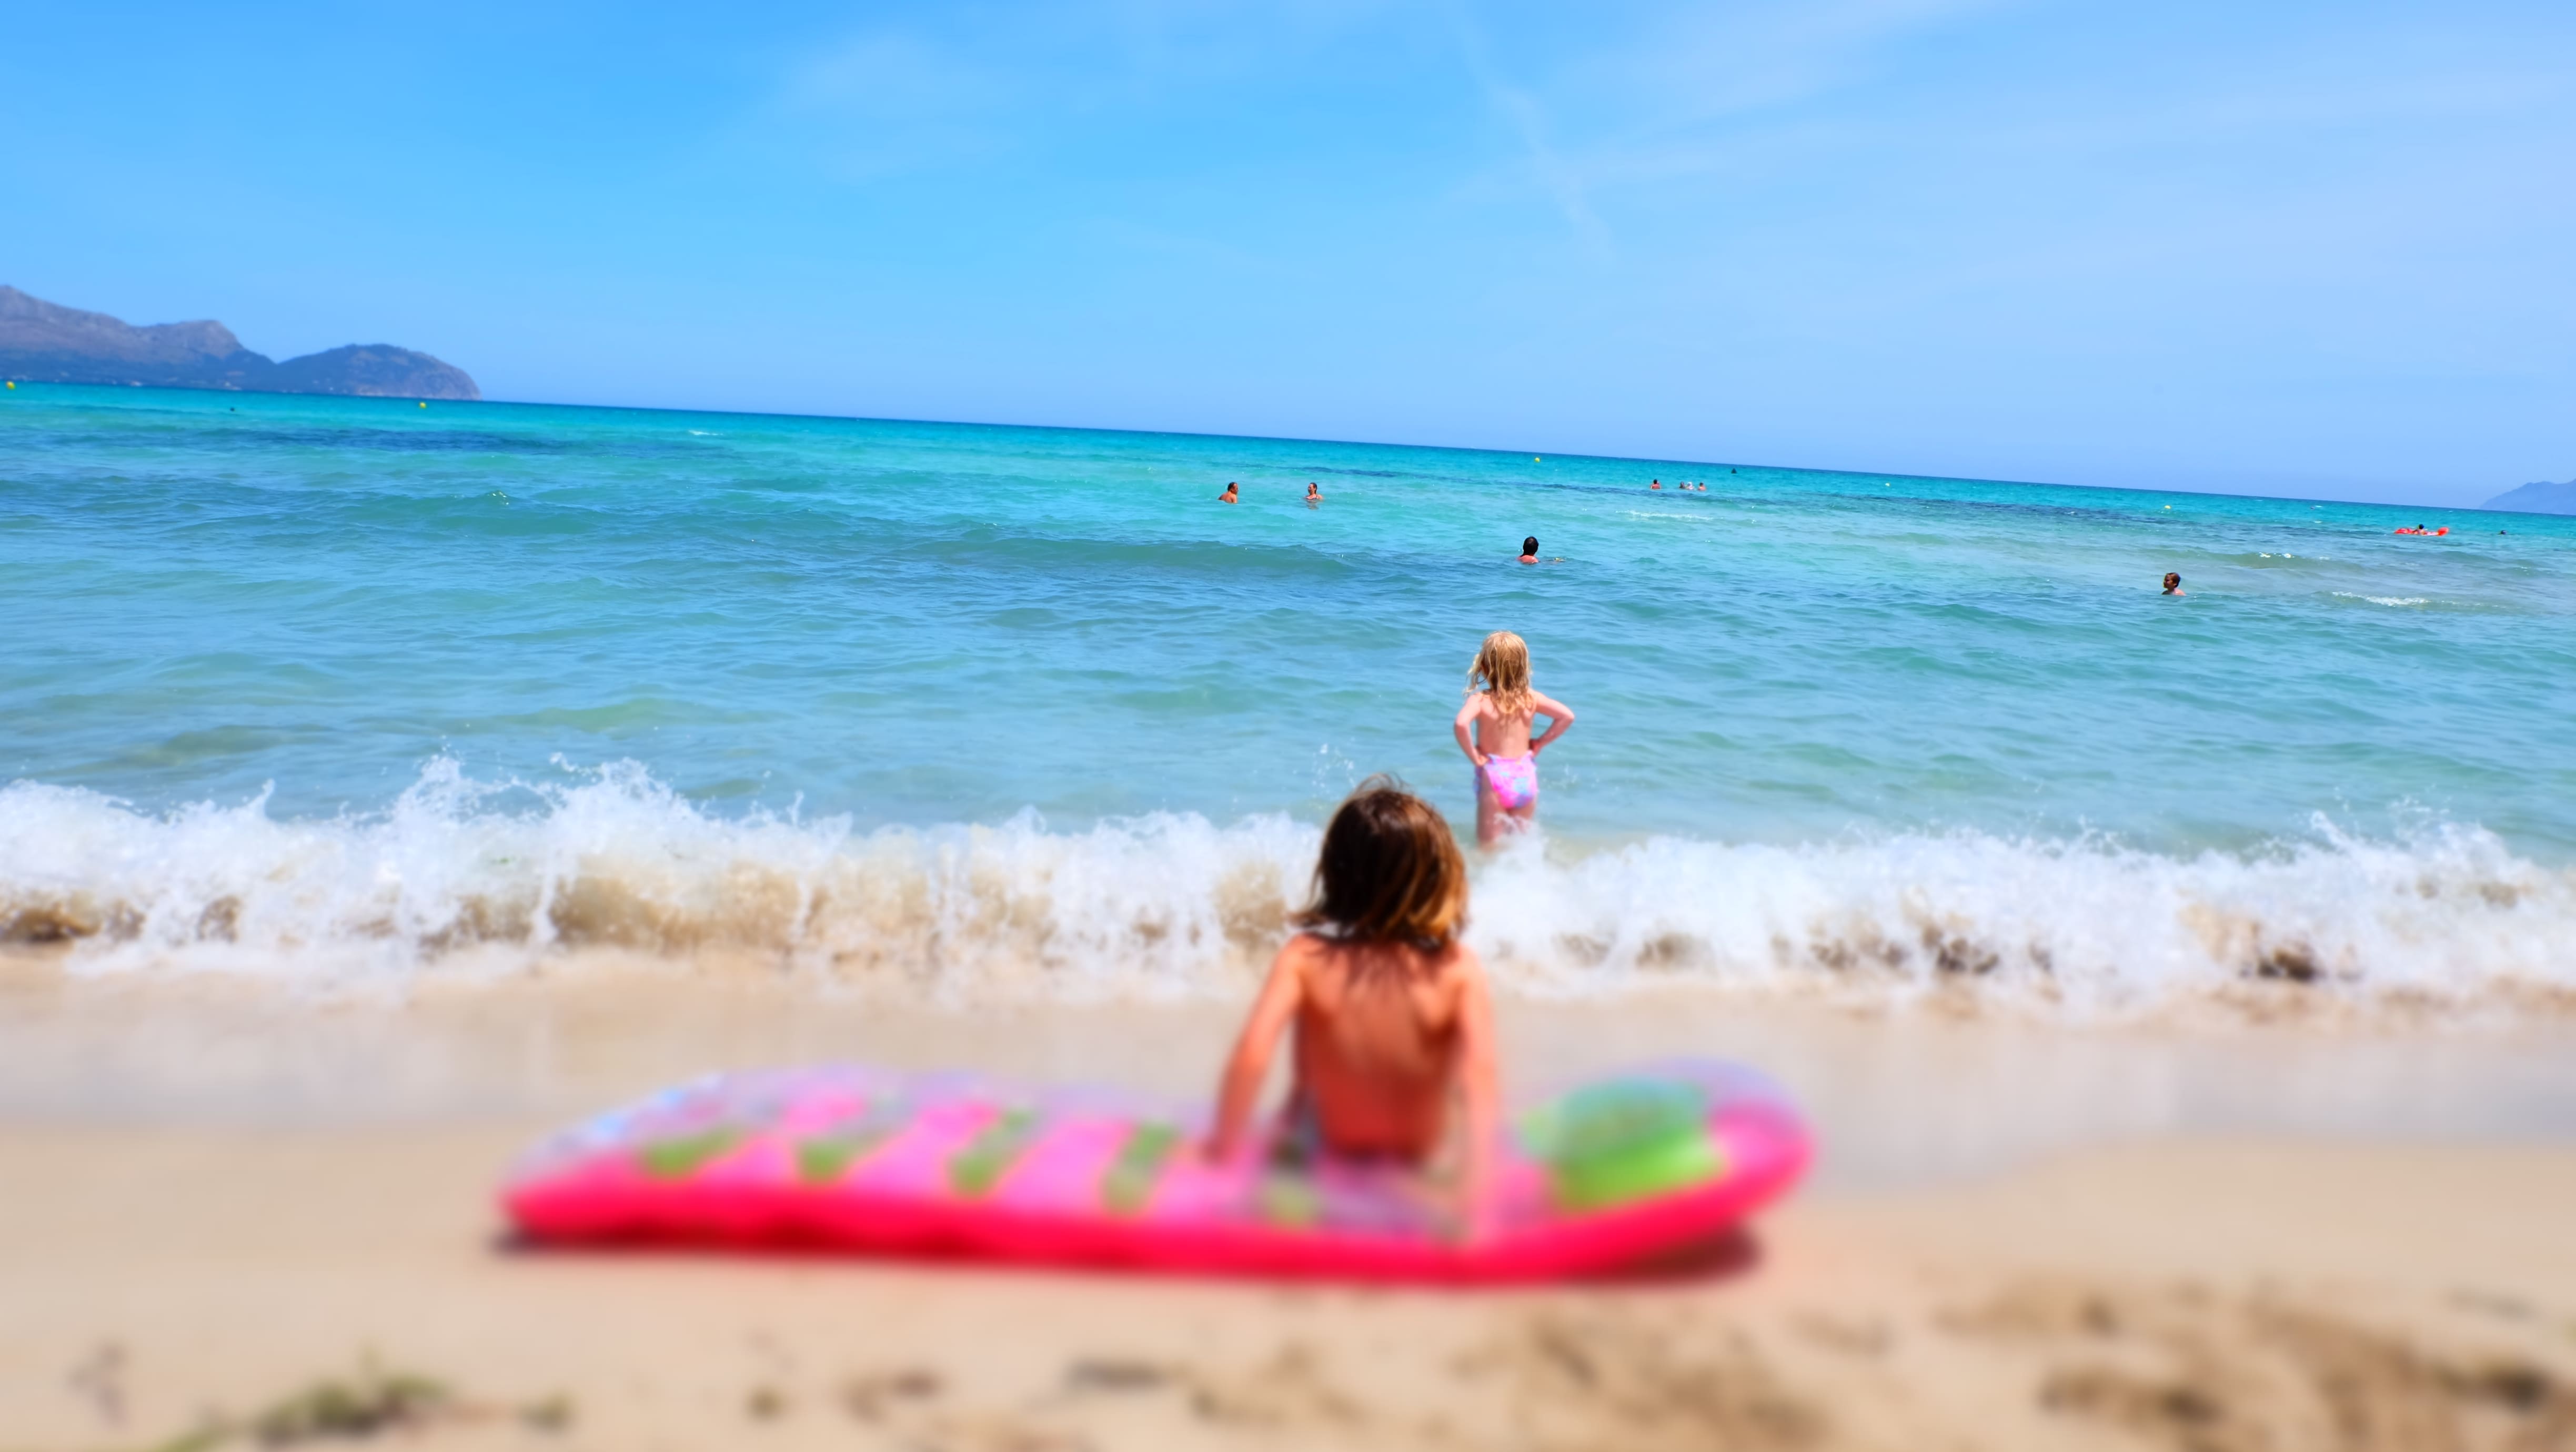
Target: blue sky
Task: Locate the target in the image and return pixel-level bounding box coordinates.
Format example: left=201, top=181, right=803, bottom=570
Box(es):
left=5, top=1, right=2570, bottom=506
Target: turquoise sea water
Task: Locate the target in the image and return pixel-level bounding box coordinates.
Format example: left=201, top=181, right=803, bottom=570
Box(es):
left=5, top=384, right=2572, bottom=1009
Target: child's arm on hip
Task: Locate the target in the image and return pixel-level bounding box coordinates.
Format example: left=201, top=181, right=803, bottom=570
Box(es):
left=1528, top=692, right=1577, bottom=753
left=1452, top=698, right=1490, bottom=766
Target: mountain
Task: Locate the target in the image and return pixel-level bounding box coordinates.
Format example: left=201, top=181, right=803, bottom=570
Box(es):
left=263, top=344, right=477, bottom=399
left=0, top=286, right=478, bottom=400
left=2482, top=479, right=2576, bottom=516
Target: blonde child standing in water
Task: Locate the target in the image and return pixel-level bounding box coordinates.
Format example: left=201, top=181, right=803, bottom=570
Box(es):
left=1453, top=630, right=1575, bottom=847
left=1207, top=779, right=1501, bottom=1214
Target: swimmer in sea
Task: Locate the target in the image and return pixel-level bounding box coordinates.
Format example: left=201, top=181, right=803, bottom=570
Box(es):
left=1306, top=482, right=1322, bottom=506
left=1518, top=536, right=1539, bottom=564
left=1651, top=480, right=1662, bottom=490
left=1220, top=482, right=1240, bottom=504
left=1454, top=630, right=1576, bottom=849
left=2162, top=572, right=2185, bottom=596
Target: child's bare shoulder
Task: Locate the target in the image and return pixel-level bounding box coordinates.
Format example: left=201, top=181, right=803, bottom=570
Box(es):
left=1279, top=930, right=1344, bottom=974
left=1429, top=940, right=1484, bottom=985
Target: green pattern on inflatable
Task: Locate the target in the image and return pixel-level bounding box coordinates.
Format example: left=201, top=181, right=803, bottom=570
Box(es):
left=796, top=1125, right=898, bottom=1185
left=1522, top=1079, right=1724, bottom=1211
left=949, top=1109, right=1040, bottom=1198
left=1101, top=1123, right=1181, bottom=1216
left=1257, top=1173, right=1322, bottom=1229
left=637, top=1127, right=744, bottom=1180
left=794, top=1100, right=912, bottom=1185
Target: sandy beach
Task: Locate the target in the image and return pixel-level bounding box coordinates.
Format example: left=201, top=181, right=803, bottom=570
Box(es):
left=14, top=7, right=2576, bottom=1446
left=6, top=959, right=2574, bottom=1451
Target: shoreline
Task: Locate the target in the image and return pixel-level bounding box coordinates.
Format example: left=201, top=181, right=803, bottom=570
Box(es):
left=6, top=953, right=2574, bottom=1176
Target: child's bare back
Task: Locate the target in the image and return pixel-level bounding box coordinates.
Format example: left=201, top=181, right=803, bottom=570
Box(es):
left=1208, top=780, right=1500, bottom=1194
left=1279, top=932, right=1482, bottom=1157
left=1458, top=693, right=1544, bottom=757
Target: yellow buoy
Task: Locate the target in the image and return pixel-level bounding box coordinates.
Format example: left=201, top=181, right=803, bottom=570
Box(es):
left=419, top=401, right=428, bottom=408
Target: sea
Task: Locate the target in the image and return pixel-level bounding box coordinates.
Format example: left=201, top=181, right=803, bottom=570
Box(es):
left=4, top=383, right=2572, bottom=1015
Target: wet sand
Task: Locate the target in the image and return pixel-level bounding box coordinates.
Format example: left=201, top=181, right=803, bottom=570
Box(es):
left=5, top=960, right=2575, bottom=1449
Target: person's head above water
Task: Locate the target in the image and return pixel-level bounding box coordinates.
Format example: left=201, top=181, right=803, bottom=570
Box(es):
left=1519, top=536, right=1539, bottom=561
left=2163, top=572, right=2183, bottom=594
left=1294, top=777, right=1467, bottom=949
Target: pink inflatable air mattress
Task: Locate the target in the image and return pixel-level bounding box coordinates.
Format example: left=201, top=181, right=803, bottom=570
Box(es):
left=504, top=1060, right=1809, bottom=1283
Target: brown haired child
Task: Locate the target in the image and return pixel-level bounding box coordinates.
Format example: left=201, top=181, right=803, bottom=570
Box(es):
left=1206, top=778, right=1500, bottom=1208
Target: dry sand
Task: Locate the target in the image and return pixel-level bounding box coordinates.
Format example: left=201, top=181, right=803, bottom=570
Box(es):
left=4, top=960, right=2574, bottom=1451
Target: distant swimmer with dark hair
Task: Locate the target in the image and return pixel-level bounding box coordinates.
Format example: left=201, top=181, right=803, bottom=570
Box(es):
left=1518, top=536, right=1539, bottom=563
left=1219, top=481, right=1239, bottom=504
left=1306, top=482, right=1321, bottom=506
left=2162, top=572, right=2185, bottom=596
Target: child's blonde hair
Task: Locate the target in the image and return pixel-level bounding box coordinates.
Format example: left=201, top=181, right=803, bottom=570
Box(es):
left=1295, top=777, right=1467, bottom=948
left=1466, top=630, right=1536, bottom=721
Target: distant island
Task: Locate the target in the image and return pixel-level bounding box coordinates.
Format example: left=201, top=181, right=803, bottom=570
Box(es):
left=2482, top=478, right=2576, bottom=515
left=0, top=286, right=478, bottom=400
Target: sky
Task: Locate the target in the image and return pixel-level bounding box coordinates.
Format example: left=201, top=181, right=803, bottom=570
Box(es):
left=4, top=1, right=2571, bottom=507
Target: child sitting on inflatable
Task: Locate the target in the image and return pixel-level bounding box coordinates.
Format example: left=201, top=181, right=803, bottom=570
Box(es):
left=502, top=773, right=1811, bottom=1276
left=1205, top=780, right=1501, bottom=1218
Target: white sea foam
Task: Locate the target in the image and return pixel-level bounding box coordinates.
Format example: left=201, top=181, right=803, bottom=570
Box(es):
left=2333, top=592, right=2431, bottom=607
left=4, top=760, right=2570, bottom=1016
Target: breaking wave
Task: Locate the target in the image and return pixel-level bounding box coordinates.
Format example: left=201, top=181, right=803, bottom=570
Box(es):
left=4, top=759, right=2571, bottom=1017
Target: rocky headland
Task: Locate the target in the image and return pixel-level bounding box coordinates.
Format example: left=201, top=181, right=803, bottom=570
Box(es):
left=2482, top=478, right=2575, bottom=515
left=0, top=286, right=478, bottom=400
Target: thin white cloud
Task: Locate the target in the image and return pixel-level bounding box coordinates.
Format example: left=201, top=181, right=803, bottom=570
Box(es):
left=735, top=1, right=1415, bottom=184
left=1445, top=2, right=1614, bottom=255
left=753, top=30, right=1023, bottom=180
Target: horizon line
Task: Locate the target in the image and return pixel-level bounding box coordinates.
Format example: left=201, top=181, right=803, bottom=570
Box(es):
left=4, top=377, right=2548, bottom=519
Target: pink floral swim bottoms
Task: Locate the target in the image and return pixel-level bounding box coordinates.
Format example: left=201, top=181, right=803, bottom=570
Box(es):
left=1479, top=753, right=1538, bottom=811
